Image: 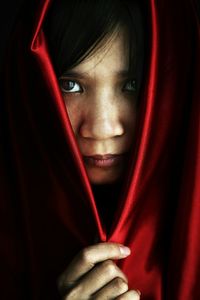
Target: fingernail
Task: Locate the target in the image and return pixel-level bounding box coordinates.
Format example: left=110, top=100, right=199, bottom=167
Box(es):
left=119, top=246, right=131, bottom=257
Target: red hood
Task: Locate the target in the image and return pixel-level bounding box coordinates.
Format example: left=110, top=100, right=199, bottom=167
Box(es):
left=1, top=0, right=200, bottom=299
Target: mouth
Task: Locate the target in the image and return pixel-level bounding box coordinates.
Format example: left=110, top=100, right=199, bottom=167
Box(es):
left=82, top=153, right=126, bottom=168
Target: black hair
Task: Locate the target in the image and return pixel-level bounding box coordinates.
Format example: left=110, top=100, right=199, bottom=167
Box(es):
left=44, top=0, right=145, bottom=91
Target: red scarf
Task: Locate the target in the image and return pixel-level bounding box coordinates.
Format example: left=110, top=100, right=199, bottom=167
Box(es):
left=1, top=0, right=200, bottom=299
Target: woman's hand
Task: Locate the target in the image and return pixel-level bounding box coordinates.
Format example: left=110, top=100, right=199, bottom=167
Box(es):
left=57, top=242, right=141, bottom=299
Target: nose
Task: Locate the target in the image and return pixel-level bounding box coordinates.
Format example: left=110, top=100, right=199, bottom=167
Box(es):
left=79, top=94, right=124, bottom=140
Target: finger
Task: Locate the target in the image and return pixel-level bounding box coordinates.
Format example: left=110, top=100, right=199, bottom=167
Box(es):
left=58, top=243, right=130, bottom=288
left=74, top=260, right=128, bottom=298
left=115, top=289, right=141, bottom=299
left=91, top=277, right=128, bottom=300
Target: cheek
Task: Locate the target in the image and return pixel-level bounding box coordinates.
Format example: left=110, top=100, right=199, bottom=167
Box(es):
left=64, top=98, right=83, bottom=135
left=120, top=101, right=138, bottom=150
left=120, top=101, right=138, bottom=131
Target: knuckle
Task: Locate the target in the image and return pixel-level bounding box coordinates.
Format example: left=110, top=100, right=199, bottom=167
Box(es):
left=57, top=275, right=63, bottom=290
left=80, top=247, right=92, bottom=264
left=116, top=295, right=127, bottom=300
left=57, top=273, right=75, bottom=296
left=57, top=275, right=68, bottom=295
left=63, top=285, right=81, bottom=300
left=133, top=291, right=141, bottom=299
left=116, top=290, right=140, bottom=300
left=131, top=290, right=141, bottom=299
left=113, top=277, right=128, bottom=292
left=102, top=260, right=116, bottom=276
left=116, top=296, right=126, bottom=300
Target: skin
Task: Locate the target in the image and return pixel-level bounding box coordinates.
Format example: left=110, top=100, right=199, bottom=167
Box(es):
left=57, top=28, right=140, bottom=299
left=59, top=27, right=137, bottom=185
left=57, top=243, right=141, bottom=300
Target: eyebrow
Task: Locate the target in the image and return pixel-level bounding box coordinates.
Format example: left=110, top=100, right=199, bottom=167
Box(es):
left=60, top=70, right=132, bottom=79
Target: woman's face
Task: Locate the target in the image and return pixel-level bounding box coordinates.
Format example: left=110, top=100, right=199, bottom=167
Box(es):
left=59, top=28, right=138, bottom=185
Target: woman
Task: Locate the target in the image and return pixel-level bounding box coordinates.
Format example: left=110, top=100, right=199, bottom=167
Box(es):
left=0, top=0, right=200, bottom=299
left=44, top=1, right=145, bottom=298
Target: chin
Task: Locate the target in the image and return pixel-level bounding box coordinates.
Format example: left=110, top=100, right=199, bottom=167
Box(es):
left=86, top=167, right=122, bottom=185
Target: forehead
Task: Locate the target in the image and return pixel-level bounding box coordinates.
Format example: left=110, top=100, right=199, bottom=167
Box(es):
left=69, top=27, right=130, bottom=76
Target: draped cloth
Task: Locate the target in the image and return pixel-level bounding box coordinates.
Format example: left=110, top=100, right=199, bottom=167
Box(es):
left=0, top=0, right=200, bottom=299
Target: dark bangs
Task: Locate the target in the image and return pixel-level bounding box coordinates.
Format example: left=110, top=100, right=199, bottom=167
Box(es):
left=43, top=0, right=145, bottom=86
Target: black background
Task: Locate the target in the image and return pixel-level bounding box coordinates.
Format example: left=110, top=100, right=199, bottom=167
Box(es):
left=0, top=0, right=24, bottom=71
left=0, top=0, right=200, bottom=73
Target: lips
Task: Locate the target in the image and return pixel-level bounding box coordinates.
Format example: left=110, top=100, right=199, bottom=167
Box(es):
left=83, top=154, right=125, bottom=168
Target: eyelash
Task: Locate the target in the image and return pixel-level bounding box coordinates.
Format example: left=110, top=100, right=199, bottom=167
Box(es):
left=123, top=80, right=137, bottom=93
left=58, top=79, right=137, bottom=94
left=59, top=79, right=83, bottom=93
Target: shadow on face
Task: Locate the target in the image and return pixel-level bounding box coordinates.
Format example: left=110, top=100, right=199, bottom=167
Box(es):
left=59, top=27, right=138, bottom=184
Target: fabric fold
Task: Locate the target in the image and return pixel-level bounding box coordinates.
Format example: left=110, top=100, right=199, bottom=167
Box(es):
left=0, top=0, right=199, bottom=299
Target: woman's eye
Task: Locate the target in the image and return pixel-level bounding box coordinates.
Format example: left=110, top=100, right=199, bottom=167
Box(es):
left=59, top=79, right=83, bottom=93
left=123, top=79, right=136, bottom=92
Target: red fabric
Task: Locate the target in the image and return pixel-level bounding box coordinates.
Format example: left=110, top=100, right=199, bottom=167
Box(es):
left=0, top=0, right=200, bottom=299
